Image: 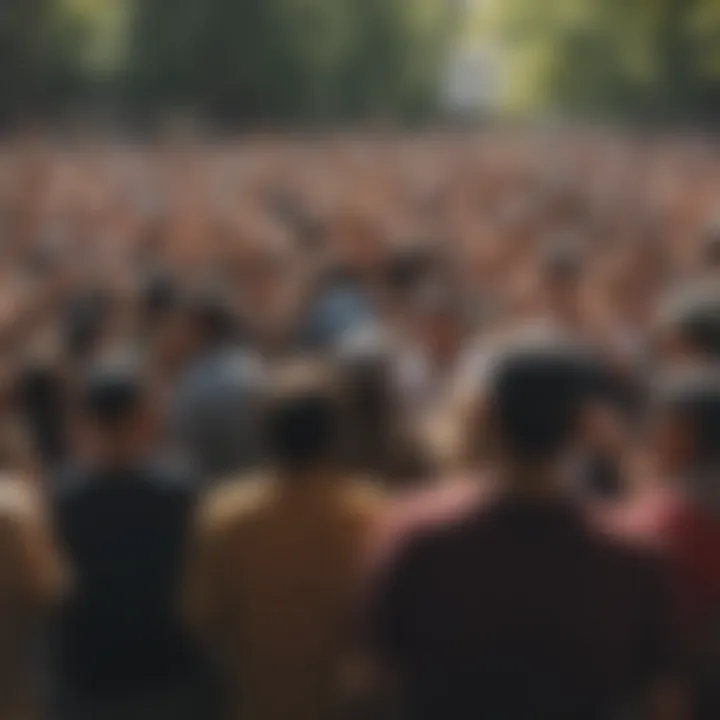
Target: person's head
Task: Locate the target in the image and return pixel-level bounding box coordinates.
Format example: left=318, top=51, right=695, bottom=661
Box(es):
left=383, top=245, right=440, bottom=304
left=266, top=361, right=341, bottom=477
left=156, top=286, right=242, bottom=372
left=656, top=285, right=720, bottom=366
left=138, top=269, right=178, bottom=336
left=63, top=288, right=116, bottom=362
left=484, top=333, right=606, bottom=483
left=74, top=357, right=158, bottom=466
left=647, top=370, right=720, bottom=482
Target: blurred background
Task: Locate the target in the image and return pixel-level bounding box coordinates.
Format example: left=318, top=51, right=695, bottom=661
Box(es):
left=6, top=0, right=720, bottom=128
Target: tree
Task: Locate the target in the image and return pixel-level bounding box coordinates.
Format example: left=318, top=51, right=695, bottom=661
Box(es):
left=488, top=0, right=720, bottom=121
left=125, top=0, right=450, bottom=121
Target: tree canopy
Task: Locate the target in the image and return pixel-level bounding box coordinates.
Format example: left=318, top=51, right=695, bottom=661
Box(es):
left=485, top=0, right=720, bottom=121
left=0, top=0, right=451, bottom=124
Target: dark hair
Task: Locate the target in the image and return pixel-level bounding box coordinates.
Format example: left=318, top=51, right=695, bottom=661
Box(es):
left=63, top=289, right=115, bottom=360
left=80, top=360, right=145, bottom=429
left=654, top=370, right=720, bottom=463
left=180, top=287, right=243, bottom=347
left=140, top=270, right=178, bottom=323
left=16, top=362, right=67, bottom=465
left=660, top=285, right=720, bottom=360
left=267, top=364, right=339, bottom=471
left=486, top=336, right=605, bottom=460
left=384, top=245, right=438, bottom=296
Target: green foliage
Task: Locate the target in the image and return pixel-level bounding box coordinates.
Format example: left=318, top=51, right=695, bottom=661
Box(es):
left=125, top=0, right=450, bottom=121
left=0, top=0, right=450, bottom=124
left=490, top=0, right=720, bottom=120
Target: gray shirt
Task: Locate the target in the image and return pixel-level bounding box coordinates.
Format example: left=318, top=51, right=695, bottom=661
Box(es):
left=171, top=349, right=266, bottom=482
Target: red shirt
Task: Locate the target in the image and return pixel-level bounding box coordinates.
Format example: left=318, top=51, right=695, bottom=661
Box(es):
left=618, top=486, right=720, bottom=717
left=619, top=487, right=720, bottom=637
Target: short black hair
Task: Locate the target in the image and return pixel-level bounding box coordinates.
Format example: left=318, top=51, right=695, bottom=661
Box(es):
left=266, top=363, right=339, bottom=471
left=80, top=359, right=145, bottom=429
left=660, top=285, right=720, bottom=360
left=63, top=288, right=115, bottom=360
left=384, top=245, right=438, bottom=296
left=140, top=269, right=178, bottom=322
left=16, top=361, right=67, bottom=465
left=654, top=370, right=720, bottom=463
left=179, top=287, right=243, bottom=347
left=486, top=335, right=605, bottom=460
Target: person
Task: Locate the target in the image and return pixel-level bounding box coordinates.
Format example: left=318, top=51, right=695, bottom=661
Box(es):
left=336, top=324, right=432, bottom=486
left=136, top=269, right=179, bottom=348
left=183, top=361, right=384, bottom=720
left=657, top=286, right=720, bottom=367
left=163, top=288, right=266, bottom=482
left=371, top=336, right=682, bottom=720
left=622, top=371, right=720, bottom=718
left=52, top=359, right=208, bottom=720
left=394, top=284, right=482, bottom=466
left=299, top=264, right=374, bottom=352
left=0, top=477, right=66, bottom=720
left=16, top=361, right=68, bottom=473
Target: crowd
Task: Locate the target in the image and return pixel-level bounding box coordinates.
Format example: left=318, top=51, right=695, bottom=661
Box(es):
left=0, top=128, right=717, bottom=719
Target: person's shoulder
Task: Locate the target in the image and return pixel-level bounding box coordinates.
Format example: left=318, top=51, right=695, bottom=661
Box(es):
left=582, top=498, right=673, bottom=589
left=371, top=476, right=491, bottom=571
left=343, top=476, right=386, bottom=515
left=0, top=476, right=45, bottom=531
left=390, top=476, right=490, bottom=535
left=0, top=476, right=38, bottom=513
left=195, top=472, right=275, bottom=537
left=601, top=487, right=682, bottom=552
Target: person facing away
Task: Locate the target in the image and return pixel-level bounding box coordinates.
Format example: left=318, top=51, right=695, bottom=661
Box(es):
left=370, top=335, right=683, bottom=720
left=183, top=361, right=384, bottom=720
left=51, top=358, right=208, bottom=720
left=656, top=285, right=720, bottom=369
left=621, top=370, right=720, bottom=719
left=0, top=477, right=66, bottom=720
left=161, top=288, right=266, bottom=483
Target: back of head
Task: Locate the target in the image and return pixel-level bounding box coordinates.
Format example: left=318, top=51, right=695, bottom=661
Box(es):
left=658, top=284, right=720, bottom=362
left=486, top=333, right=605, bottom=463
left=79, top=357, right=145, bottom=433
left=63, top=288, right=116, bottom=362
left=140, top=269, right=178, bottom=327
left=267, top=361, right=340, bottom=474
left=179, top=285, right=244, bottom=352
left=653, top=369, right=720, bottom=467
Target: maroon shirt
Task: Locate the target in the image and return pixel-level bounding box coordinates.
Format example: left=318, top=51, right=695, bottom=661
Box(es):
left=371, top=481, right=678, bottom=720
